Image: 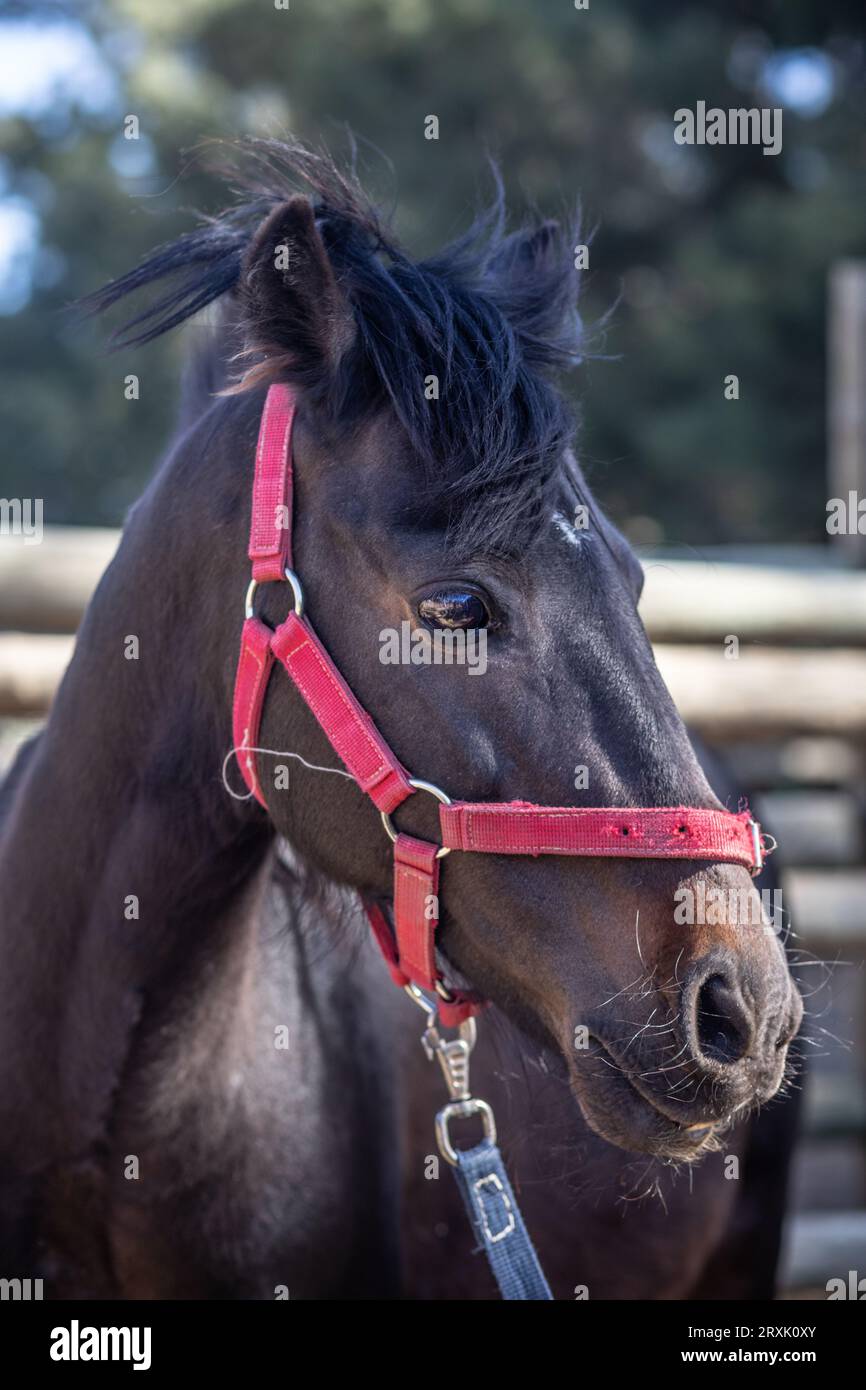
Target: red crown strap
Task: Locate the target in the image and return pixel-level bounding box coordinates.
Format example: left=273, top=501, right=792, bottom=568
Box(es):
left=248, top=383, right=296, bottom=582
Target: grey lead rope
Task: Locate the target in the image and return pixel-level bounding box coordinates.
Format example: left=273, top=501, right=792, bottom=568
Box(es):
left=451, top=1139, right=553, bottom=1300
left=405, top=984, right=553, bottom=1301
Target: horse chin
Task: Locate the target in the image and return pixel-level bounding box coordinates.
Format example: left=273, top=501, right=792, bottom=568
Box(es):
left=568, top=1041, right=731, bottom=1162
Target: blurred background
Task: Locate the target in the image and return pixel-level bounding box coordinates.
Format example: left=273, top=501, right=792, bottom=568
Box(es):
left=1, top=0, right=865, bottom=539
left=1, top=0, right=865, bottom=1295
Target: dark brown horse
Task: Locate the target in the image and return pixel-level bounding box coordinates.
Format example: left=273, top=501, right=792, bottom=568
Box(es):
left=0, top=143, right=802, bottom=1299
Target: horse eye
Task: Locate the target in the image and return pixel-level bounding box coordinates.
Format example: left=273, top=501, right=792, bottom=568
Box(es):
left=417, top=590, right=490, bottom=630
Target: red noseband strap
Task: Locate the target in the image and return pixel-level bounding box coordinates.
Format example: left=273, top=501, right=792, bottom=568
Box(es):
left=231, top=385, right=775, bottom=1025
left=439, top=803, right=761, bottom=865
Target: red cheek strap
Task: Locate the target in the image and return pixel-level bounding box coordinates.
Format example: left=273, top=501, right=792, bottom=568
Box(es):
left=270, top=611, right=414, bottom=815
left=232, top=617, right=276, bottom=809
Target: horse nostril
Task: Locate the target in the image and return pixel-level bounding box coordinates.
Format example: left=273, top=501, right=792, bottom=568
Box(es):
left=695, top=972, right=752, bottom=1065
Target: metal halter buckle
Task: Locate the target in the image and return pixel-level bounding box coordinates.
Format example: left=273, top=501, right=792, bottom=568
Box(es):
left=244, top=566, right=304, bottom=622
left=380, top=778, right=452, bottom=859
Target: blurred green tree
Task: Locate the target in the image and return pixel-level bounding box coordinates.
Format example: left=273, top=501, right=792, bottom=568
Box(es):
left=0, top=0, right=864, bottom=545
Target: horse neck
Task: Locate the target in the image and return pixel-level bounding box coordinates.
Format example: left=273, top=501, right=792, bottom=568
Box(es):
left=0, top=396, right=278, bottom=1156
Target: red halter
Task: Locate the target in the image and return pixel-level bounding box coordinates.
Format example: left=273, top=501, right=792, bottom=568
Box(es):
left=232, top=385, right=774, bottom=1025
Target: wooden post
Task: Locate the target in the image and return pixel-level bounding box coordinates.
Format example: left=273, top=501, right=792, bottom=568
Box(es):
left=828, top=262, right=866, bottom=566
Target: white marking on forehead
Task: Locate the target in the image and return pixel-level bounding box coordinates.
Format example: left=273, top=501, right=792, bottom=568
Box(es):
left=552, top=510, right=586, bottom=550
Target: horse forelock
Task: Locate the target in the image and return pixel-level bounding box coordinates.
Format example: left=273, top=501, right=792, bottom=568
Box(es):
left=82, top=137, right=591, bottom=559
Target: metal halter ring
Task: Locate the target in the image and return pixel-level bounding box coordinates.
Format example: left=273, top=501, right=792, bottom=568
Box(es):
left=435, top=1098, right=497, bottom=1167
left=245, top=567, right=304, bottom=622
left=380, top=778, right=452, bottom=859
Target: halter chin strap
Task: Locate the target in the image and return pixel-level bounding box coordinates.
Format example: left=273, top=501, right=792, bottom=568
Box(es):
left=232, top=384, right=775, bottom=1025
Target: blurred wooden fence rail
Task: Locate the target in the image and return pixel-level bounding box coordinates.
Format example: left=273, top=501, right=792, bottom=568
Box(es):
left=2, top=527, right=866, bottom=730
left=2, top=524, right=865, bottom=1292
left=3, top=527, right=866, bottom=640
left=0, top=526, right=119, bottom=634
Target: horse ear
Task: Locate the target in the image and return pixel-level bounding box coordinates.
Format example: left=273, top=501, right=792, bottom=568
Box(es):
left=237, top=195, right=355, bottom=391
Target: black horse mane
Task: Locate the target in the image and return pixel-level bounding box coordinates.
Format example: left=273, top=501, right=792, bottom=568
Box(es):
left=84, top=139, right=587, bottom=556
